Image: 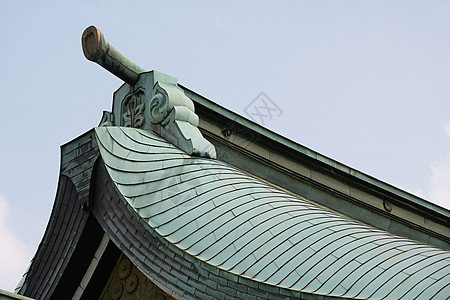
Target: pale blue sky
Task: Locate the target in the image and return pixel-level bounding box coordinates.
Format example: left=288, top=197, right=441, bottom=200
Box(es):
left=1, top=0, right=449, bottom=291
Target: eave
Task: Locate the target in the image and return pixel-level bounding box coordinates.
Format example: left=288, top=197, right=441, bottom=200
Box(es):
left=181, top=85, right=450, bottom=249
left=18, top=127, right=450, bottom=299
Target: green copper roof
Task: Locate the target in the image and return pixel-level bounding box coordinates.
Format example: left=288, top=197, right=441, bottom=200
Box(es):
left=95, top=126, right=450, bottom=299
left=182, top=86, right=450, bottom=221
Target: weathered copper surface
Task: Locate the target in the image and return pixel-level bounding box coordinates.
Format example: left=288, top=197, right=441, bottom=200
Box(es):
left=94, top=126, right=450, bottom=299
left=17, top=25, right=450, bottom=300
left=82, top=26, right=145, bottom=84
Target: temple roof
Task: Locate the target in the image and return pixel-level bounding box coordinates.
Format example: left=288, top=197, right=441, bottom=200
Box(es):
left=16, top=26, right=450, bottom=299
left=95, top=126, right=450, bottom=299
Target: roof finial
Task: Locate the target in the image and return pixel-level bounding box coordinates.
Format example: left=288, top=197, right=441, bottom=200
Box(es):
left=82, top=25, right=145, bottom=84
left=81, top=26, right=216, bottom=159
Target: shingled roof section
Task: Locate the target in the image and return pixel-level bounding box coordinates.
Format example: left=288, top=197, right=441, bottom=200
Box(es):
left=17, top=124, right=450, bottom=299
left=15, top=25, right=449, bottom=299
left=95, top=126, right=450, bottom=299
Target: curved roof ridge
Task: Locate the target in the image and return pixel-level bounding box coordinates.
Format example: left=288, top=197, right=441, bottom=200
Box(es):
left=95, top=126, right=450, bottom=299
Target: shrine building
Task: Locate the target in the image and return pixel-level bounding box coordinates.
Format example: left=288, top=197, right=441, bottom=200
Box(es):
left=14, top=26, right=450, bottom=300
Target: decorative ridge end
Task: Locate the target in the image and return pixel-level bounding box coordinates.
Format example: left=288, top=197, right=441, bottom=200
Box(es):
left=82, top=26, right=215, bottom=158
left=149, top=80, right=216, bottom=159
left=98, top=71, right=216, bottom=159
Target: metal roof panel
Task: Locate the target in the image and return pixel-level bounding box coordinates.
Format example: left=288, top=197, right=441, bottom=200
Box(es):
left=95, top=126, right=450, bottom=299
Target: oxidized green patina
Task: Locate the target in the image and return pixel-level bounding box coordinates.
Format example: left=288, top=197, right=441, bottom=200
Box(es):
left=95, top=126, right=450, bottom=299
